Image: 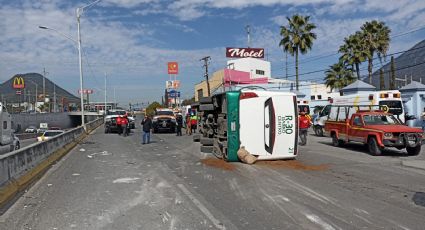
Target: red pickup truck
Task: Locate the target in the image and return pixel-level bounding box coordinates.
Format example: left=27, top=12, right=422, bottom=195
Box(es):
left=325, top=109, right=423, bottom=156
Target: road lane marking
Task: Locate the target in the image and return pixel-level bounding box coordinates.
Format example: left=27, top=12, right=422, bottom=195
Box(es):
left=305, top=214, right=336, bottom=230
left=177, top=184, right=225, bottom=230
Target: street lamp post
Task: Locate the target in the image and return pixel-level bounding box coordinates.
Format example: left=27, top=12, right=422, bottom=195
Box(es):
left=39, top=0, right=101, bottom=129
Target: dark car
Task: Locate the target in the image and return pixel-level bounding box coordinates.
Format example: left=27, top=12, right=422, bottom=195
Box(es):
left=104, top=116, right=120, bottom=133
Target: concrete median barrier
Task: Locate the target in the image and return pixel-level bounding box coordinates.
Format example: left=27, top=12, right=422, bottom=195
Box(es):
left=0, top=118, right=103, bottom=208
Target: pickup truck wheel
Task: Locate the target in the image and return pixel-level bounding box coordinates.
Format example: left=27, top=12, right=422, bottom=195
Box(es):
left=406, top=145, right=421, bottom=156
left=332, top=134, right=341, bottom=147
left=15, top=142, right=20, bottom=150
left=315, top=126, right=324, bottom=137
left=368, top=137, right=382, bottom=156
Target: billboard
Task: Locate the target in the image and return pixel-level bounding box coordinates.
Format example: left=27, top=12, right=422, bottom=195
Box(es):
left=12, top=76, right=25, bottom=89
left=172, top=80, right=180, bottom=89
left=226, top=47, right=264, bottom=58
left=166, top=80, right=180, bottom=89
left=168, top=62, right=179, bottom=74
left=78, top=89, right=94, bottom=94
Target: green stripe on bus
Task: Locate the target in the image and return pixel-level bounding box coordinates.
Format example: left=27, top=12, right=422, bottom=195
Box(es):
left=226, top=91, right=240, bottom=162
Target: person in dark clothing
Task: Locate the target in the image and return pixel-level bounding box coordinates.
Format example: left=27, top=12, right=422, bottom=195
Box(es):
left=141, top=115, right=153, bottom=144
left=176, top=113, right=183, bottom=136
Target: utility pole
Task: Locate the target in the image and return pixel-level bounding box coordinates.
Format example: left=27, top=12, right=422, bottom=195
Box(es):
left=200, top=56, right=211, bottom=97
left=53, top=83, right=56, bottom=112
left=113, top=87, right=116, bottom=109
left=245, top=25, right=251, bottom=48
left=104, top=73, right=107, bottom=115
left=43, top=68, right=47, bottom=107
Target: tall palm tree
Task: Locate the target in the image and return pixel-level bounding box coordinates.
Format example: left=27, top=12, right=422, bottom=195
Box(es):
left=279, top=14, right=317, bottom=90
left=324, top=62, right=355, bottom=92
left=361, top=20, right=391, bottom=84
left=339, top=32, right=369, bottom=80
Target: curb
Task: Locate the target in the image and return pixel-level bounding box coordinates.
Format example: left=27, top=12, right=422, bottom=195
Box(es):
left=401, top=160, right=425, bottom=171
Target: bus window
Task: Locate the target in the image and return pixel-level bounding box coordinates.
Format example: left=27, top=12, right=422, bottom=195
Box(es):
left=320, top=105, right=331, bottom=117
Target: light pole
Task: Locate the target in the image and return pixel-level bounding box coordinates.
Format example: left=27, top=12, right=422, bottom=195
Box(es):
left=39, top=0, right=101, bottom=129
left=28, top=80, right=39, bottom=113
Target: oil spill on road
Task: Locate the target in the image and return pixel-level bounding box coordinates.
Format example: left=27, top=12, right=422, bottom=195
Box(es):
left=200, top=158, right=236, bottom=171
left=256, top=160, right=329, bottom=171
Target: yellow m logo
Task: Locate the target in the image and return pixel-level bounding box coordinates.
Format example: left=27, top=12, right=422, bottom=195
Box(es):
left=13, top=76, right=25, bottom=89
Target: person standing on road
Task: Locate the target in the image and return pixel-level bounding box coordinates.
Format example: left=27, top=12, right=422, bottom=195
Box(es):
left=299, top=111, right=312, bottom=146
left=141, top=115, right=153, bottom=144
left=176, top=113, right=183, bottom=136
left=121, top=115, right=129, bottom=137
left=190, top=113, right=197, bottom=134
left=116, top=116, right=123, bottom=135
left=186, top=114, right=192, bottom=135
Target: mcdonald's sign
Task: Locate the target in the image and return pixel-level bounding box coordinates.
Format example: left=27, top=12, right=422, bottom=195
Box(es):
left=12, top=76, right=25, bottom=89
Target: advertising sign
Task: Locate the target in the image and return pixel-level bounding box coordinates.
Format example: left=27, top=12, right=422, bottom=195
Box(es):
left=172, top=80, right=181, bottom=89
left=15, top=90, right=22, bottom=95
left=168, top=90, right=180, bottom=98
left=166, top=80, right=173, bottom=89
left=226, top=47, right=264, bottom=58
left=12, top=76, right=25, bottom=89
left=78, top=89, right=94, bottom=94
left=168, top=62, right=179, bottom=74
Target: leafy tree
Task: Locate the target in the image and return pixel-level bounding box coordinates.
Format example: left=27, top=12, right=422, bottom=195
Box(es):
left=182, top=97, right=195, bottom=106
left=324, top=62, right=355, bottom=92
left=339, top=32, right=369, bottom=79
left=361, top=20, right=391, bottom=84
left=279, top=14, right=317, bottom=90
left=145, top=101, right=162, bottom=117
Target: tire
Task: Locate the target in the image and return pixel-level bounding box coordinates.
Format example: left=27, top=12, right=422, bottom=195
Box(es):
left=332, top=133, right=340, bottom=147
left=193, top=134, right=201, bottom=142
left=315, top=126, right=324, bottom=137
left=406, top=145, right=421, bottom=156
left=200, top=145, right=214, bottom=153
left=104, top=127, right=109, bottom=133
left=200, top=104, right=214, bottom=111
left=199, top=97, right=213, bottom=104
left=368, top=137, right=382, bottom=156
left=200, top=137, right=214, bottom=146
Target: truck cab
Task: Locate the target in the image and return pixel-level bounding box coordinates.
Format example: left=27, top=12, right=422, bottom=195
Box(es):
left=0, top=103, right=20, bottom=151
left=325, top=105, right=423, bottom=156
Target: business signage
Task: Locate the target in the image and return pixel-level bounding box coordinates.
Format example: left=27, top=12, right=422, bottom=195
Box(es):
left=16, top=90, right=22, bottom=95
left=78, top=89, right=94, bottom=94
left=168, top=62, right=178, bottom=74
left=226, top=47, right=264, bottom=59
left=12, top=76, right=25, bottom=89
left=168, top=91, right=180, bottom=98
left=173, top=80, right=181, bottom=89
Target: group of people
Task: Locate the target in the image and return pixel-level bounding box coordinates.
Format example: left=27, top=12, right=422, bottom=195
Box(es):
left=176, top=112, right=198, bottom=136
left=116, top=115, right=130, bottom=137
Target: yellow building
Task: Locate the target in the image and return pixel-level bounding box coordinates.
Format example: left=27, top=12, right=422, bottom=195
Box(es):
left=194, top=70, right=225, bottom=101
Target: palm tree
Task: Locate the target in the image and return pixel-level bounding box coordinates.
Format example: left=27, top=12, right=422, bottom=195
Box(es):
left=324, top=62, right=355, bottom=92
left=360, top=20, right=391, bottom=84
left=279, top=14, right=317, bottom=90
left=339, top=32, right=369, bottom=80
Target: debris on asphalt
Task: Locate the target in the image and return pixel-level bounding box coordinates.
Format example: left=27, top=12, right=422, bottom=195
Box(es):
left=201, top=158, right=235, bottom=171
left=112, top=177, right=140, bottom=184
left=47, top=184, right=52, bottom=187
left=72, top=173, right=80, bottom=176
left=256, top=160, right=329, bottom=171
left=79, top=148, right=86, bottom=152
left=237, top=146, right=257, bottom=164
left=412, top=192, right=425, bottom=207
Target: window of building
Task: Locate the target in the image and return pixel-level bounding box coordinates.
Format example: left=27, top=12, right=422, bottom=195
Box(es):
left=3, top=121, right=7, bottom=129
left=317, top=95, right=322, bottom=100
left=197, top=89, right=204, bottom=100
left=311, top=95, right=315, bottom=100
left=255, top=69, right=265, bottom=75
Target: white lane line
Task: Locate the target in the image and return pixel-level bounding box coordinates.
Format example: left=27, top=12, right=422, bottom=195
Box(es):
left=305, top=214, right=336, bottom=230
left=177, top=184, right=225, bottom=230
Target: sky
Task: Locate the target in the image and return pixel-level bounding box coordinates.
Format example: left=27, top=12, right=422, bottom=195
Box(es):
left=1, top=0, right=425, bottom=106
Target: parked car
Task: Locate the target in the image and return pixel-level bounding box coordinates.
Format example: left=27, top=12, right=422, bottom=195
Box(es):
left=25, top=125, right=37, bottom=133
left=152, top=109, right=176, bottom=133
left=128, top=116, right=135, bottom=129
left=37, top=130, right=65, bottom=142
left=104, top=116, right=120, bottom=133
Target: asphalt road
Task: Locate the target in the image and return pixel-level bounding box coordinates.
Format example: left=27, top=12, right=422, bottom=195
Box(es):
left=1, top=121, right=425, bottom=230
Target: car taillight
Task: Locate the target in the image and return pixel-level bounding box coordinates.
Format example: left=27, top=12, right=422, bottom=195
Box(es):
left=240, top=92, right=258, bottom=100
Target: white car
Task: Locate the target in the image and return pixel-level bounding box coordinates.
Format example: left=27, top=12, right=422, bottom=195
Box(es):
left=37, top=130, right=65, bottom=142
left=25, top=126, right=37, bottom=133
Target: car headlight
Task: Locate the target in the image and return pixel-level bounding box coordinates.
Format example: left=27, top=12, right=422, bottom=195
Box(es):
left=384, top=133, right=393, bottom=139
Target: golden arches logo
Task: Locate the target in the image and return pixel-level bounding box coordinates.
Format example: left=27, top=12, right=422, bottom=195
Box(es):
left=12, top=76, right=25, bottom=89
